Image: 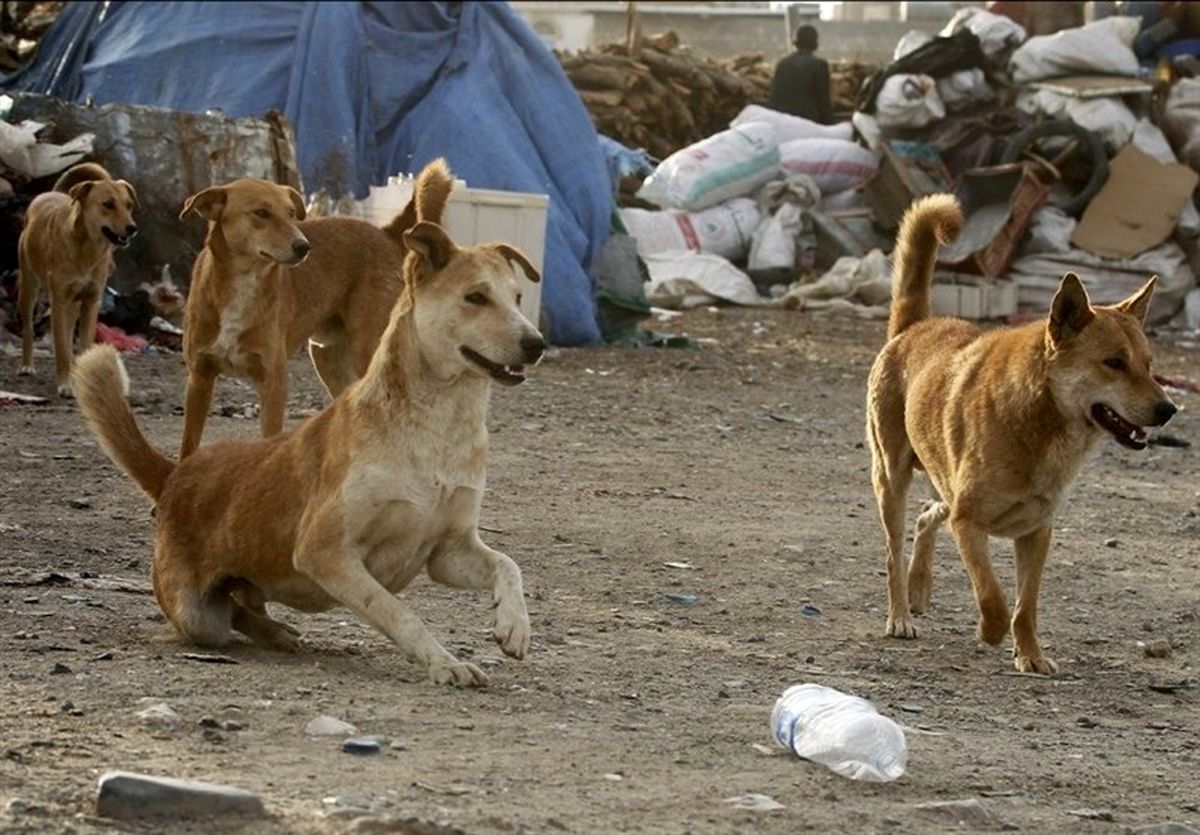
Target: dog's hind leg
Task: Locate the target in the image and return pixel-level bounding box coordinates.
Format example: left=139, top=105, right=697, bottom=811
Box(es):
left=17, top=263, right=37, bottom=375
left=1012, top=526, right=1056, bottom=674
left=152, top=554, right=234, bottom=648
left=227, top=580, right=300, bottom=651
left=869, top=418, right=917, bottom=638
left=50, top=290, right=78, bottom=397
left=909, top=499, right=948, bottom=615
left=948, top=513, right=1009, bottom=646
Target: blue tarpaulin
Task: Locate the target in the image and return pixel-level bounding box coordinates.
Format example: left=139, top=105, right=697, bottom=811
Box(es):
left=3, top=1, right=610, bottom=345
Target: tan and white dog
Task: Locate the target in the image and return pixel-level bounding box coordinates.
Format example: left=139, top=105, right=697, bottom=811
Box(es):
left=73, top=218, right=545, bottom=686
left=867, top=194, right=1177, bottom=673
left=178, top=160, right=452, bottom=458
left=18, top=162, right=138, bottom=395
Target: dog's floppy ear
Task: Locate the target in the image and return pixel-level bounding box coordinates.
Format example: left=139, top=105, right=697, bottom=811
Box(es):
left=284, top=185, right=306, bottom=221
left=179, top=186, right=227, bottom=222
left=1115, top=275, right=1157, bottom=325
left=403, top=221, right=456, bottom=275
left=491, top=243, right=540, bottom=284
left=1048, top=272, right=1094, bottom=344
left=116, top=180, right=139, bottom=209
left=68, top=180, right=95, bottom=204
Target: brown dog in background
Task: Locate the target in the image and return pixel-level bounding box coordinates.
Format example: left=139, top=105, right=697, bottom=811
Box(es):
left=18, top=162, right=139, bottom=396
left=867, top=194, right=1177, bottom=674
left=73, top=216, right=545, bottom=686
left=178, top=159, right=453, bottom=457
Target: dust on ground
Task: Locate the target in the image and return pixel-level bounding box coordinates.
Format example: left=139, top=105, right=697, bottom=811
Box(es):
left=0, top=309, right=1197, bottom=834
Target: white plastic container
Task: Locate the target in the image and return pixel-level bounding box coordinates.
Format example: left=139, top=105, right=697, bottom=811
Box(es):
left=932, top=273, right=1018, bottom=320
left=357, top=176, right=549, bottom=327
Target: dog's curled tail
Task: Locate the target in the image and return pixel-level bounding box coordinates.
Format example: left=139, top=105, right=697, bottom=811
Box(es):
left=888, top=194, right=964, bottom=339
left=73, top=346, right=175, bottom=501
left=382, top=158, right=455, bottom=243
left=52, top=162, right=111, bottom=194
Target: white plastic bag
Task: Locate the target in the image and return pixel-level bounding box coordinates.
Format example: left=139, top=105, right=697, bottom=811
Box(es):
left=875, top=74, right=945, bottom=129
left=643, top=251, right=765, bottom=309
left=0, top=121, right=94, bottom=179
left=778, top=138, right=878, bottom=194
left=637, top=122, right=780, bottom=212
left=1162, top=78, right=1200, bottom=172
left=731, top=105, right=853, bottom=143
left=893, top=30, right=933, bottom=60
left=820, top=188, right=865, bottom=212
left=620, top=198, right=762, bottom=260
left=941, top=8, right=1027, bottom=61
left=1021, top=206, right=1077, bottom=256
left=937, top=68, right=994, bottom=112
left=748, top=204, right=804, bottom=273
left=1010, top=17, right=1139, bottom=83
left=1017, top=89, right=1136, bottom=152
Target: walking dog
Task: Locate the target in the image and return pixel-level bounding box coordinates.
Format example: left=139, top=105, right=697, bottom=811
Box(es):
left=867, top=194, right=1177, bottom=673
left=178, top=159, right=452, bottom=457
left=17, top=162, right=138, bottom=395
left=73, top=218, right=546, bottom=686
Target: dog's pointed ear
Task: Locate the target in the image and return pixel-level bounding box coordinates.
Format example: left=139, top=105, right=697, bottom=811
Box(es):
left=285, top=185, right=306, bottom=221
left=403, top=221, right=456, bottom=275
left=116, top=180, right=139, bottom=209
left=491, top=243, right=540, bottom=284
left=1048, top=272, right=1094, bottom=344
left=68, top=180, right=95, bottom=204
left=1115, top=275, right=1156, bottom=325
left=179, top=186, right=226, bottom=222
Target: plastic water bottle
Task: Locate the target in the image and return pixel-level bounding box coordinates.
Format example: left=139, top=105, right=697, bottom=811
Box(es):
left=770, top=684, right=908, bottom=782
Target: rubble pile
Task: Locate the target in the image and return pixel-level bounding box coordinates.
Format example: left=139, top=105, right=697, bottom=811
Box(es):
left=602, top=8, right=1200, bottom=337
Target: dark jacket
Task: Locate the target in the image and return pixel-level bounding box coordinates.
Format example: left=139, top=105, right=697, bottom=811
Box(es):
left=766, top=50, right=833, bottom=125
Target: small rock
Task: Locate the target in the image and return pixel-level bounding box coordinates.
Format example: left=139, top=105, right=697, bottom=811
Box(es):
left=800, top=603, right=822, bottom=617
left=136, top=703, right=180, bottom=728
left=96, top=771, right=265, bottom=820
left=305, top=715, right=356, bottom=736
left=68, top=498, right=92, bottom=510
left=664, top=593, right=698, bottom=605
left=221, top=719, right=245, bottom=732
left=899, top=704, right=925, bottom=714
left=1076, top=716, right=1100, bottom=728
left=914, top=799, right=997, bottom=828
left=1144, top=640, right=1173, bottom=659
left=724, top=793, right=785, bottom=812
left=1104, top=538, right=1119, bottom=548
left=1068, top=808, right=1114, bottom=822
left=1130, top=825, right=1200, bottom=835
left=199, top=717, right=220, bottom=729
left=50, top=663, right=71, bottom=675
left=602, top=773, right=623, bottom=782
left=5, top=797, right=40, bottom=816
left=342, top=737, right=383, bottom=756
left=349, top=817, right=466, bottom=834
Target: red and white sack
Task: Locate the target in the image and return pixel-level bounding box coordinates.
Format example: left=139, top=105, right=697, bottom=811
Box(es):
left=621, top=198, right=762, bottom=260
left=778, top=138, right=879, bottom=195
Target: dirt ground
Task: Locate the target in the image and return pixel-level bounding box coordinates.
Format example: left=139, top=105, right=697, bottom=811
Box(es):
left=0, top=309, right=1197, bottom=834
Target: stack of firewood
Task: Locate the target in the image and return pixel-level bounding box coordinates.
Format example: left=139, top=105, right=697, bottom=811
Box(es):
left=558, top=32, right=879, bottom=158
left=557, top=32, right=769, bottom=160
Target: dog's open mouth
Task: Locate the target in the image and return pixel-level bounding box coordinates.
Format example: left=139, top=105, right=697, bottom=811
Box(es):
left=260, top=250, right=308, bottom=266
left=102, top=227, right=130, bottom=248
left=460, top=347, right=525, bottom=386
left=1091, top=403, right=1148, bottom=450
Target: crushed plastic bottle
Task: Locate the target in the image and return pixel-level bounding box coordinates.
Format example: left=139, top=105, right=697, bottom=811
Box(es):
left=770, top=683, right=908, bottom=782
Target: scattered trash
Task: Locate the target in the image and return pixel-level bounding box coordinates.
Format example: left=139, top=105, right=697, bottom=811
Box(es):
left=1067, top=808, right=1116, bottom=822
left=180, top=652, right=239, bottom=665
left=0, top=391, right=50, bottom=406
left=771, top=683, right=907, bottom=782
left=663, top=561, right=695, bottom=570
left=723, top=793, right=785, bottom=813
left=664, top=593, right=698, bottom=606
left=800, top=603, right=822, bottom=617
left=342, top=737, right=384, bottom=756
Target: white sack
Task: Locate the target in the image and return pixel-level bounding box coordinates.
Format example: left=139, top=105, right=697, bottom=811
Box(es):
left=621, top=198, right=762, bottom=260
left=875, top=74, right=945, bottom=130
left=1010, top=16, right=1139, bottom=83
left=731, top=105, right=853, bottom=143
left=941, top=8, right=1027, bottom=61
left=643, top=251, right=766, bottom=309
left=637, top=122, right=780, bottom=212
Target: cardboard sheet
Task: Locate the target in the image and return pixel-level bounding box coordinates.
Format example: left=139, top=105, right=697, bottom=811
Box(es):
left=1071, top=144, right=1198, bottom=259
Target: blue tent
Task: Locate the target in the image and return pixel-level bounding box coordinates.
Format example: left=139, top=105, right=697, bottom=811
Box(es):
left=4, top=1, right=611, bottom=345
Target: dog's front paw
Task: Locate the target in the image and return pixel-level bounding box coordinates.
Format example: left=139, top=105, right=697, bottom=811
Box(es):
left=428, top=659, right=489, bottom=688
left=17, top=364, right=34, bottom=376
left=493, top=600, right=530, bottom=660
left=886, top=613, right=918, bottom=639
left=1014, top=653, right=1057, bottom=675
left=56, top=383, right=73, bottom=399
left=976, top=596, right=1010, bottom=645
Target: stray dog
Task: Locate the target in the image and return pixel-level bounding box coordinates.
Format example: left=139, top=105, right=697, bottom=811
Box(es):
left=18, top=162, right=138, bottom=395
left=866, top=194, right=1177, bottom=673
left=73, top=218, right=546, bottom=686
left=178, top=159, right=452, bottom=457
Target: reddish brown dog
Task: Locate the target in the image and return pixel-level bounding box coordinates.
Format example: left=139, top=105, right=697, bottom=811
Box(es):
left=867, top=194, right=1177, bottom=673
left=178, top=160, right=453, bottom=457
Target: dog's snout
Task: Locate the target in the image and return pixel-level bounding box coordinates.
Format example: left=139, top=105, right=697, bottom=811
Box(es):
left=292, top=238, right=311, bottom=258
left=520, top=333, right=546, bottom=363
left=126, top=224, right=139, bottom=237
left=1153, top=400, right=1178, bottom=426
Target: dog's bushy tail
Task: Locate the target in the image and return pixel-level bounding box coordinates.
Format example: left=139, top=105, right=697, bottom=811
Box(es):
left=73, top=346, right=175, bottom=501
left=382, top=158, right=455, bottom=244
left=52, top=162, right=111, bottom=194
left=888, top=194, right=964, bottom=339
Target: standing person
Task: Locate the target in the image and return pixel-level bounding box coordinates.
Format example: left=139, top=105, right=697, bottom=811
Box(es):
left=767, top=24, right=833, bottom=124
